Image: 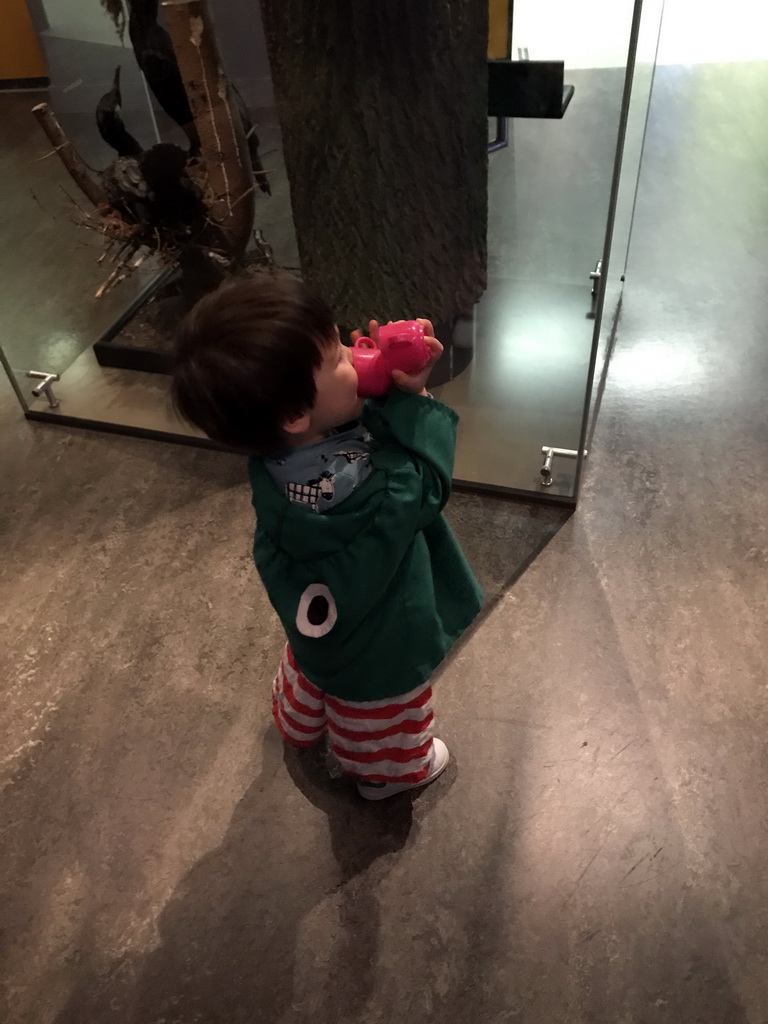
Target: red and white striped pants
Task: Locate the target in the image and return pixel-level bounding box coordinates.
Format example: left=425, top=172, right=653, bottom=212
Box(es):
left=272, top=646, right=435, bottom=784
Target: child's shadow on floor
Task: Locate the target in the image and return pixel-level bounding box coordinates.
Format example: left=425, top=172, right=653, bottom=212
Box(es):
left=52, top=727, right=439, bottom=1024
left=277, top=736, right=456, bottom=1020
left=282, top=740, right=418, bottom=879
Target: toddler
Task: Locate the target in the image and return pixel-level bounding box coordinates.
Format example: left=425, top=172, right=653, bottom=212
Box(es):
left=172, top=276, right=482, bottom=799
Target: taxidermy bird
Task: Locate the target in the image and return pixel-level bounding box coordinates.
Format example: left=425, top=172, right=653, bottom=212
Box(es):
left=125, top=0, right=201, bottom=152
left=96, top=68, right=205, bottom=235
left=96, top=66, right=142, bottom=157
left=115, top=0, right=271, bottom=193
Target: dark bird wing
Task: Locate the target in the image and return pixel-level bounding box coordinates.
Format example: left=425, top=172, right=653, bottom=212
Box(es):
left=127, top=3, right=200, bottom=152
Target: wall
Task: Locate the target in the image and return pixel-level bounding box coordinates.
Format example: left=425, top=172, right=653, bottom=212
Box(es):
left=40, top=0, right=119, bottom=46
left=0, top=0, right=47, bottom=81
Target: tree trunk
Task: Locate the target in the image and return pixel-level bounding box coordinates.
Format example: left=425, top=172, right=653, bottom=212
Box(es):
left=258, top=0, right=488, bottom=328
left=163, top=0, right=255, bottom=261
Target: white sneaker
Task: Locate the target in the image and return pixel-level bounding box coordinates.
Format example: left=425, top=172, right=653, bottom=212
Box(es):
left=356, top=738, right=450, bottom=801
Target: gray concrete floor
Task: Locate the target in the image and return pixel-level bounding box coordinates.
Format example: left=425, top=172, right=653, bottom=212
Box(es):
left=4, top=59, right=768, bottom=1024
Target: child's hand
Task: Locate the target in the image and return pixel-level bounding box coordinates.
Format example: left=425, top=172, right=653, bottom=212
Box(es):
left=391, top=319, right=443, bottom=395
left=350, top=319, right=381, bottom=346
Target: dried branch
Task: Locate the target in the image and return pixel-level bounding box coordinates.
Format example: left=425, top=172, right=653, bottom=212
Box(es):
left=28, top=188, right=54, bottom=217
left=162, top=0, right=255, bottom=260
left=32, top=103, right=108, bottom=208
left=95, top=251, right=137, bottom=298
left=58, top=183, right=92, bottom=220
left=230, top=183, right=257, bottom=211
left=94, top=245, right=156, bottom=298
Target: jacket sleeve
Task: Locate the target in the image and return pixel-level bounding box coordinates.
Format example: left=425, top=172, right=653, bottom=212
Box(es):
left=363, top=391, right=458, bottom=526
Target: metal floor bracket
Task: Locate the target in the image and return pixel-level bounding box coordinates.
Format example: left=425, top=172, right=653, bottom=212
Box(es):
left=540, top=445, right=587, bottom=487
left=27, top=371, right=60, bottom=408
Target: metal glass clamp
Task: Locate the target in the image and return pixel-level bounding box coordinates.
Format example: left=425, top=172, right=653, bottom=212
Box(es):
left=27, top=371, right=61, bottom=408
left=540, top=446, right=586, bottom=487
left=589, top=259, right=603, bottom=316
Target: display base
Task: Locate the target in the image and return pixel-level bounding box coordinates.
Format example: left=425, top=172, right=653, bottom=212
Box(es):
left=92, top=270, right=178, bottom=375
left=0, top=77, right=50, bottom=91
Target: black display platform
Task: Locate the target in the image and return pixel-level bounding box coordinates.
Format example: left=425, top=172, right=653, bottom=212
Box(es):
left=92, top=269, right=177, bottom=375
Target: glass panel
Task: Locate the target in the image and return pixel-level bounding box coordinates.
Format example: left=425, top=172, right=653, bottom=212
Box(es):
left=0, top=0, right=162, bottom=415
left=433, top=0, right=645, bottom=500
left=582, top=0, right=666, bottom=465
left=207, top=0, right=298, bottom=271
left=0, top=1, right=662, bottom=506
left=0, top=0, right=284, bottom=438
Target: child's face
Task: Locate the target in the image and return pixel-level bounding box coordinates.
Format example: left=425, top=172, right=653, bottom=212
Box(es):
left=309, top=332, right=364, bottom=435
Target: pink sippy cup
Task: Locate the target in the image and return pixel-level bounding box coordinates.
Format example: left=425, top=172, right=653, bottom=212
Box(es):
left=351, top=320, right=431, bottom=397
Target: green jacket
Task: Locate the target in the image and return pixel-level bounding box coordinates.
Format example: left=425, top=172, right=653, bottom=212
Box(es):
left=248, top=391, right=482, bottom=701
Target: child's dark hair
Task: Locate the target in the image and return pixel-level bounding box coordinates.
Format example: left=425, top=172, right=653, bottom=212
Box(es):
left=171, top=275, right=336, bottom=455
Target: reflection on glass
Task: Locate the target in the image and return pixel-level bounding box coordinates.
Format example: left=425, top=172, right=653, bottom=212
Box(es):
left=438, top=0, right=650, bottom=498
left=0, top=0, right=664, bottom=505
left=0, top=0, right=162, bottom=410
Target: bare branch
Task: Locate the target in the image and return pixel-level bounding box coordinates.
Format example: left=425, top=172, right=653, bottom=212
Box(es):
left=162, top=0, right=255, bottom=259
left=32, top=147, right=62, bottom=163
left=230, top=183, right=256, bottom=211
left=32, top=103, right=108, bottom=208
left=95, top=265, right=126, bottom=299
left=28, top=188, right=54, bottom=218
left=58, top=183, right=92, bottom=220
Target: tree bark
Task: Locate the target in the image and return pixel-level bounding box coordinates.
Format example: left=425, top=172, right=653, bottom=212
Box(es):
left=258, top=0, right=488, bottom=327
left=162, top=0, right=255, bottom=260
left=32, top=103, right=109, bottom=208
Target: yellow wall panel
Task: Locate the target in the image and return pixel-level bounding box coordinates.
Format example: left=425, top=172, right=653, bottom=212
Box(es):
left=1, top=0, right=47, bottom=81
left=489, top=0, right=511, bottom=59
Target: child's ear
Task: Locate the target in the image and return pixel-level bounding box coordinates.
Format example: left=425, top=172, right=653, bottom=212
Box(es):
left=283, top=411, right=311, bottom=436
